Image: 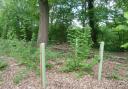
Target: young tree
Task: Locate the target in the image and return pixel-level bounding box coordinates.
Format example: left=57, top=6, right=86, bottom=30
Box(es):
left=38, top=0, right=49, bottom=44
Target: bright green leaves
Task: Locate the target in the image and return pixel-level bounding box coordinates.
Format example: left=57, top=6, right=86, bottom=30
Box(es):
left=124, top=12, right=128, bottom=23
left=124, top=12, right=128, bottom=19
left=114, top=25, right=128, bottom=31
left=63, top=26, right=98, bottom=73
left=67, top=26, right=92, bottom=67
left=0, top=60, right=7, bottom=71
left=0, top=0, right=39, bottom=41
left=121, top=42, right=128, bottom=49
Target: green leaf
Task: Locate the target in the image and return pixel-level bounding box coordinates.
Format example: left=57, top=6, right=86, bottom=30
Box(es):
left=124, top=12, right=128, bottom=19
left=115, top=25, right=128, bottom=31
left=121, top=43, right=128, bottom=49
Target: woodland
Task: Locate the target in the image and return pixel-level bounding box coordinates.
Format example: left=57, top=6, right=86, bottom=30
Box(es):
left=0, top=0, right=128, bottom=89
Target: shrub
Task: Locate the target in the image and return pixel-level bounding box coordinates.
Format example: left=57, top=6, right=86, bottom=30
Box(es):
left=98, top=26, right=128, bottom=51
left=63, top=26, right=98, bottom=73
left=67, top=26, right=92, bottom=59
left=0, top=38, right=64, bottom=73
left=0, top=39, right=39, bottom=70
left=121, top=42, right=128, bottom=49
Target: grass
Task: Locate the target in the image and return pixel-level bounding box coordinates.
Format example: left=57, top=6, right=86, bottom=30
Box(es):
left=13, top=69, right=28, bottom=84
left=0, top=38, right=63, bottom=74
left=106, top=72, right=121, bottom=80
left=106, top=64, right=125, bottom=80
left=0, top=38, right=99, bottom=78
left=46, top=47, right=64, bottom=60
left=0, top=38, right=128, bottom=83
left=0, top=60, right=8, bottom=85
left=61, top=54, right=99, bottom=76
left=0, top=60, right=8, bottom=71
left=0, top=71, right=3, bottom=85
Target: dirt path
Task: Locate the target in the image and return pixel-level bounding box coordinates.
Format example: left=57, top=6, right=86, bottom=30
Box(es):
left=0, top=56, right=128, bottom=89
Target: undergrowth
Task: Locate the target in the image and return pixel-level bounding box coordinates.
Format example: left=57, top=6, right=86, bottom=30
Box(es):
left=0, top=38, right=62, bottom=74
left=62, top=26, right=99, bottom=75
left=13, top=69, right=28, bottom=84
left=0, top=39, right=39, bottom=70
left=0, top=60, right=8, bottom=71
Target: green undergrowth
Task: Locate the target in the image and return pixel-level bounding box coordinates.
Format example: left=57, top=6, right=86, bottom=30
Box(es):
left=0, top=38, right=99, bottom=77
left=61, top=27, right=99, bottom=76
left=106, top=68, right=121, bottom=80
left=46, top=47, right=64, bottom=60
left=0, top=39, right=39, bottom=71
left=61, top=55, right=99, bottom=75
left=0, top=38, right=63, bottom=74
left=13, top=69, right=28, bottom=84
left=0, top=59, right=8, bottom=85
left=0, top=60, right=8, bottom=71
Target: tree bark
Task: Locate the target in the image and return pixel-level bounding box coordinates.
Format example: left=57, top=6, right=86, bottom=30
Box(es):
left=82, top=0, right=87, bottom=27
left=88, top=0, right=98, bottom=46
left=38, top=0, right=49, bottom=45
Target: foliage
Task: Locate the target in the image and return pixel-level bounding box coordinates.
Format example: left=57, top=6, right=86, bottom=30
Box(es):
left=0, top=0, right=128, bottom=77
left=121, top=12, right=128, bottom=49
left=67, top=26, right=92, bottom=59
left=63, top=55, right=99, bottom=73
left=13, top=69, right=28, bottom=84
left=0, top=38, right=62, bottom=72
left=49, top=24, right=68, bottom=43
left=0, top=39, right=39, bottom=69
left=0, top=0, right=39, bottom=41
left=107, top=72, right=120, bottom=80
left=124, top=12, right=128, bottom=19
left=0, top=0, right=128, bottom=49
left=98, top=25, right=128, bottom=51
left=48, top=0, right=74, bottom=43
left=121, top=43, right=128, bottom=49
left=0, top=60, right=7, bottom=71
left=63, top=26, right=98, bottom=73
left=46, top=47, right=63, bottom=60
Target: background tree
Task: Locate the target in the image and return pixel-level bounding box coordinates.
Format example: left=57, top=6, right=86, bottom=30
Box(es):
left=49, top=0, right=74, bottom=43
left=38, top=0, right=49, bottom=44
left=88, top=0, right=98, bottom=46
left=0, top=0, right=39, bottom=41
left=0, top=0, right=128, bottom=51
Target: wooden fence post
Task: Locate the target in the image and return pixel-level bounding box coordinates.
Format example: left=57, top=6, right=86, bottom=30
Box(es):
left=98, top=41, right=104, bottom=80
left=40, top=43, right=46, bottom=89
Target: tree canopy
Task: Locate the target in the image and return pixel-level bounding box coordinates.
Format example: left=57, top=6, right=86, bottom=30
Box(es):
left=0, top=0, right=128, bottom=50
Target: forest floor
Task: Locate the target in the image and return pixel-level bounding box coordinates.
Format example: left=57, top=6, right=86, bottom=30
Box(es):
left=0, top=45, right=128, bottom=89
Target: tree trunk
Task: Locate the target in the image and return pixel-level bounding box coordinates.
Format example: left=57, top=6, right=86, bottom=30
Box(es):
left=38, top=0, right=49, bottom=45
left=88, top=0, right=98, bottom=47
left=82, top=0, right=87, bottom=27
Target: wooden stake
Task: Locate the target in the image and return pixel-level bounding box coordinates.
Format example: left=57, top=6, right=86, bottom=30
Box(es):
left=75, top=38, right=78, bottom=57
left=74, top=38, right=78, bottom=67
left=40, top=43, right=46, bottom=89
left=98, top=41, right=104, bottom=80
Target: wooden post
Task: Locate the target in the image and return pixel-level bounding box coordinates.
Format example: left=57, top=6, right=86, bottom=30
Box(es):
left=74, top=38, right=78, bottom=67
left=98, top=41, right=104, bottom=80
left=40, top=43, right=46, bottom=89
left=75, top=38, right=78, bottom=57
